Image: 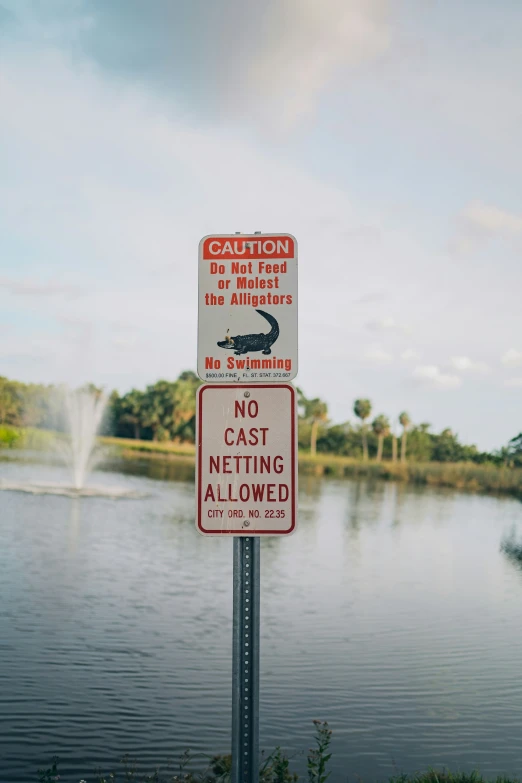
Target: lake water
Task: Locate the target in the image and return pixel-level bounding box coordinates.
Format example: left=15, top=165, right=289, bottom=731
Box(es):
left=1, top=452, right=522, bottom=783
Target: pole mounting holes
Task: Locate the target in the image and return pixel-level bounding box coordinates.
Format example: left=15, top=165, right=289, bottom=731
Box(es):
left=232, top=537, right=259, bottom=783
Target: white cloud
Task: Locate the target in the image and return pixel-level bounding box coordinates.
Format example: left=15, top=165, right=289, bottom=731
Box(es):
left=112, top=334, right=138, bottom=349
left=1, top=45, right=397, bottom=388
left=0, top=276, right=85, bottom=298
left=504, top=378, right=522, bottom=388
left=450, top=356, right=490, bottom=373
left=4, top=0, right=389, bottom=133
left=366, top=316, right=410, bottom=333
left=1, top=41, right=457, bottom=392
left=462, top=202, right=522, bottom=236
left=246, top=0, right=391, bottom=128
left=364, top=345, right=393, bottom=364
left=413, top=365, right=462, bottom=390
left=400, top=349, right=419, bottom=361
left=452, top=202, right=522, bottom=255
left=1, top=15, right=522, bottom=452
left=501, top=349, right=522, bottom=367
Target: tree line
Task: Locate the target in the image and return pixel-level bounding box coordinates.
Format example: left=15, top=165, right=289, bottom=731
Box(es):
left=295, top=392, right=521, bottom=466
left=0, top=373, right=201, bottom=443
left=1, top=374, right=521, bottom=466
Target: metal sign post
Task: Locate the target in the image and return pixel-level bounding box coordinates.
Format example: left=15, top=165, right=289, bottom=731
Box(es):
left=232, top=537, right=260, bottom=783
left=196, top=233, right=298, bottom=783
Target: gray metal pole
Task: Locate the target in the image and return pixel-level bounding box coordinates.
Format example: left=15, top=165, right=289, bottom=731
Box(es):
left=232, top=536, right=260, bottom=783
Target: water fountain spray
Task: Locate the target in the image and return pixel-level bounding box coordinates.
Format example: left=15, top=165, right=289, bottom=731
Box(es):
left=63, top=388, right=107, bottom=490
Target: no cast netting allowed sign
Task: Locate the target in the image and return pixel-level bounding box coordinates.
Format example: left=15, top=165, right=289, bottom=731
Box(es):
left=197, top=233, right=298, bottom=383
left=196, top=383, right=297, bottom=536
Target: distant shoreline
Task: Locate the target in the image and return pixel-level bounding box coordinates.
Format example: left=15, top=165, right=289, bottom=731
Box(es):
left=99, top=436, right=522, bottom=502
left=2, top=428, right=521, bottom=502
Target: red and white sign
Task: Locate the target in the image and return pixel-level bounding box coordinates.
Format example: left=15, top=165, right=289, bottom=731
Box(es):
left=198, top=234, right=298, bottom=383
left=196, top=383, right=297, bottom=536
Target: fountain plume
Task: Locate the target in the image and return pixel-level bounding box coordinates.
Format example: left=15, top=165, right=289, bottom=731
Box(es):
left=0, top=385, right=144, bottom=499
left=62, top=387, right=107, bottom=490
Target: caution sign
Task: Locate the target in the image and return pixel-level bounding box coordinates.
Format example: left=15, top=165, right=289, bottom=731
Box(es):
left=198, top=234, right=298, bottom=383
left=196, top=383, right=297, bottom=535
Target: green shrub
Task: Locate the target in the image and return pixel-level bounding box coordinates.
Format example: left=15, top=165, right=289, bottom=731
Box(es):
left=37, top=721, right=332, bottom=782
left=0, top=425, right=21, bottom=448
left=36, top=732, right=522, bottom=783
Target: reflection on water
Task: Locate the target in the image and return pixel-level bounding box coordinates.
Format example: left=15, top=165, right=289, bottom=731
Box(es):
left=100, top=454, right=195, bottom=484
left=0, top=453, right=522, bottom=783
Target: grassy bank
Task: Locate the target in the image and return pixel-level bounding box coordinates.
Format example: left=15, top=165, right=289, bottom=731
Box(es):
left=105, top=445, right=522, bottom=501
left=297, top=454, right=522, bottom=500
left=106, top=439, right=522, bottom=501
left=3, top=427, right=522, bottom=501
left=101, top=437, right=522, bottom=500
left=36, top=721, right=522, bottom=783
left=0, top=425, right=57, bottom=451
left=100, top=435, right=196, bottom=459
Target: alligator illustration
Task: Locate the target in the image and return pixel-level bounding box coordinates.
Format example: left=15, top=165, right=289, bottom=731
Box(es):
left=217, top=309, right=280, bottom=355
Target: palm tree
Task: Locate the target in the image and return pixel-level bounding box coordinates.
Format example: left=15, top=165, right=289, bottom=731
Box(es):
left=353, top=399, right=372, bottom=460
left=296, top=391, right=328, bottom=456
left=372, top=414, right=390, bottom=462
left=171, top=375, right=200, bottom=439
left=120, top=389, right=145, bottom=439
left=307, top=398, right=328, bottom=456
left=508, top=433, right=522, bottom=457
left=391, top=419, right=398, bottom=463
left=0, top=377, right=22, bottom=425
left=399, top=411, right=411, bottom=463
left=142, top=385, right=168, bottom=441
left=295, top=387, right=307, bottom=419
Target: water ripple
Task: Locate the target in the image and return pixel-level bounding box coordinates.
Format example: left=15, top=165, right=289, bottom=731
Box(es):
left=1, top=462, right=522, bottom=782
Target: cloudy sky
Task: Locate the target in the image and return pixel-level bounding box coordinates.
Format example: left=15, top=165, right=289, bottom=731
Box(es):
left=1, top=0, right=521, bottom=451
